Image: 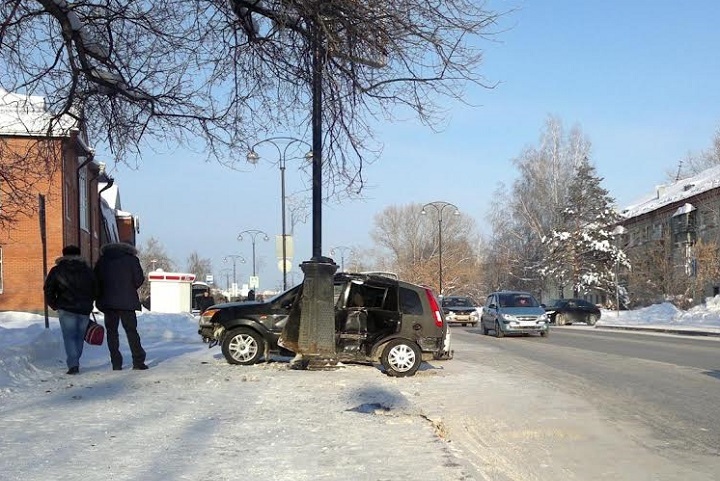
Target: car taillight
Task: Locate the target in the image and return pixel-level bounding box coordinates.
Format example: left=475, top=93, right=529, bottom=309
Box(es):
left=424, top=288, right=444, bottom=328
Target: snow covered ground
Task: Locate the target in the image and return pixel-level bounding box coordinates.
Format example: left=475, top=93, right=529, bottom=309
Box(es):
left=0, top=300, right=718, bottom=481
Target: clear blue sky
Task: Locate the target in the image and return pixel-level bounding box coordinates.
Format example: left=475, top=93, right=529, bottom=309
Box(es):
left=105, top=0, right=720, bottom=291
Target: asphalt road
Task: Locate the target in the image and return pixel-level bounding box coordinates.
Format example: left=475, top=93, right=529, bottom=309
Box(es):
left=445, top=325, right=720, bottom=480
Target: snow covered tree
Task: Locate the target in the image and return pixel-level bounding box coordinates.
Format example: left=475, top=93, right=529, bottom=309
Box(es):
left=541, top=156, right=629, bottom=297
left=487, top=116, right=591, bottom=295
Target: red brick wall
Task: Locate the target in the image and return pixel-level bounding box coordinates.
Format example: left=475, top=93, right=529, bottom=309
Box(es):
left=0, top=135, right=99, bottom=313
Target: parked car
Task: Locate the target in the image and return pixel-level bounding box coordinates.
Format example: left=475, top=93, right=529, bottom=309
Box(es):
left=480, top=291, right=549, bottom=337
left=544, top=298, right=601, bottom=326
left=441, top=295, right=480, bottom=327
left=198, top=272, right=453, bottom=377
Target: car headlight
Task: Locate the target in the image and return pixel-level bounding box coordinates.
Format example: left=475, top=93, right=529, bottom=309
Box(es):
left=470, top=312, right=479, bottom=321
left=538, top=314, right=548, bottom=323
left=502, top=314, right=518, bottom=322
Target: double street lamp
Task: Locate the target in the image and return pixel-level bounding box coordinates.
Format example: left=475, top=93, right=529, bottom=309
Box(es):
left=421, top=201, right=460, bottom=296
left=247, top=137, right=313, bottom=291
left=222, top=255, right=246, bottom=288
left=237, top=229, right=270, bottom=282
left=330, top=246, right=353, bottom=272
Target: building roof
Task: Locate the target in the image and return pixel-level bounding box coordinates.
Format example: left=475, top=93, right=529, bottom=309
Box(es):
left=0, top=88, right=76, bottom=136
left=621, top=164, right=720, bottom=219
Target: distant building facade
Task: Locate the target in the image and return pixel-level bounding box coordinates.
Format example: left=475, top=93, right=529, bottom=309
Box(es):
left=618, top=165, right=720, bottom=306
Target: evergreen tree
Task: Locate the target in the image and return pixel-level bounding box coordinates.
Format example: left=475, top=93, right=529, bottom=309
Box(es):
left=542, top=157, right=629, bottom=296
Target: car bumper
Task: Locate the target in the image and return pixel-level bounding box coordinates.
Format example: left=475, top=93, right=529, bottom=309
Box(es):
left=501, top=323, right=548, bottom=333
left=445, top=314, right=478, bottom=325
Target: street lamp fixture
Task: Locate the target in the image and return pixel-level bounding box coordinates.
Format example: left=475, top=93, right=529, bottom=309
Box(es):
left=222, top=255, right=246, bottom=288
left=247, top=137, right=313, bottom=291
left=237, top=229, right=270, bottom=280
left=330, top=246, right=353, bottom=272
left=421, top=201, right=460, bottom=296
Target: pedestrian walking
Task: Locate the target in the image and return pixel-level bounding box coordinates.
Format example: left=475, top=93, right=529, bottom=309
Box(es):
left=43, top=245, right=97, bottom=375
left=94, top=242, right=148, bottom=371
left=196, top=290, right=216, bottom=313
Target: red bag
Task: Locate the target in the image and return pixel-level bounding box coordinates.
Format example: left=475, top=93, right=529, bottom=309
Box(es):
left=85, top=317, right=105, bottom=345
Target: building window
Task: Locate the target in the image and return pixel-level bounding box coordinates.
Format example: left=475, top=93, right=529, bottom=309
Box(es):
left=0, top=246, right=3, bottom=294
left=671, top=210, right=696, bottom=244
left=79, top=164, right=89, bottom=231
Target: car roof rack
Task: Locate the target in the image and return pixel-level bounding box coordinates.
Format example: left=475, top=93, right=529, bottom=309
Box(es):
left=359, top=271, right=399, bottom=280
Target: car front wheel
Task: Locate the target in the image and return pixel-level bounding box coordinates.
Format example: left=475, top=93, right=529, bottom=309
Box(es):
left=221, top=327, right=264, bottom=365
left=495, top=321, right=505, bottom=338
left=587, top=314, right=599, bottom=326
left=381, top=339, right=422, bottom=377
left=556, top=313, right=567, bottom=326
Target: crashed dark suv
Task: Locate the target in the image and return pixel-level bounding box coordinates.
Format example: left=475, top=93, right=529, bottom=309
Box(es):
left=198, top=272, right=452, bottom=377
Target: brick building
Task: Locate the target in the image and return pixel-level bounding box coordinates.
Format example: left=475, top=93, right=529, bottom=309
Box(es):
left=0, top=89, right=136, bottom=313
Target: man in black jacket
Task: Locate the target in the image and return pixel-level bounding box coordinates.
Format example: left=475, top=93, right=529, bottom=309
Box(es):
left=43, top=245, right=97, bottom=375
left=95, top=242, right=148, bottom=370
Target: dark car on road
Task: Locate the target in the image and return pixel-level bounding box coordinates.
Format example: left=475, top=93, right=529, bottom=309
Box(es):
left=544, top=298, right=601, bottom=326
left=441, top=295, right=480, bottom=327
left=198, top=272, right=453, bottom=377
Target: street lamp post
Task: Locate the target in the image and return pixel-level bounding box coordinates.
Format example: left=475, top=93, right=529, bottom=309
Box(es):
left=219, top=268, right=232, bottom=291
left=247, top=137, right=313, bottom=291
left=222, top=255, right=246, bottom=288
left=237, top=229, right=269, bottom=283
left=330, top=246, right=353, bottom=272
left=421, top=201, right=460, bottom=296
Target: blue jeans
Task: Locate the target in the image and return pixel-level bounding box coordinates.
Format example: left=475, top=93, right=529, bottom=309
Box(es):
left=58, top=310, right=90, bottom=369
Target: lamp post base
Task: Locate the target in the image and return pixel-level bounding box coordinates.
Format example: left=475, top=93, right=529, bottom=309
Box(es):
left=278, top=256, right=338, bottom=365
left=295, top=256, right=338, bottom=359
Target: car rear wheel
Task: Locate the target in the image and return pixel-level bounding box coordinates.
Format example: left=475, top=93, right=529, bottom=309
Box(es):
left=381, top=339, right=422, bottom=377
left=495, top=321, right=504, bottom=338
left=221, top=327, right=264, bottom=365
left=556, top=313, right=567, bottom=326
left=587, top=314, right=599, bottom=326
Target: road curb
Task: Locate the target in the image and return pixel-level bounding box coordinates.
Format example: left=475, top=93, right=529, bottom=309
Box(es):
left=594, top=325, right=720, bottom=337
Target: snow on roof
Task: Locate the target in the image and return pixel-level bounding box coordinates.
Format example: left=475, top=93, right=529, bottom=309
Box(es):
left=621, top=164, right=720, bottom=219
left=0, top=88, right=77, bottom=137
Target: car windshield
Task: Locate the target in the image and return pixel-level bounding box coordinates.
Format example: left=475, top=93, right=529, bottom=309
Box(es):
left=498, top=293, right=540, bottom=308
left=443, top=297, right=473, bottom=307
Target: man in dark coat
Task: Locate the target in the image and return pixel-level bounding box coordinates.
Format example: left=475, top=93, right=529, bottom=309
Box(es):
left=196, top=290, right=216, bottom=313
left=94, top=242, right=148, bottom=370
left=43, top=245, right=97, bottom=375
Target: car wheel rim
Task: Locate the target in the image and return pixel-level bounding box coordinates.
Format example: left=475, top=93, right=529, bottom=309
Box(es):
left=228, top=334, right=258, bottom=362
left=388, top=344, right=416, bottom=372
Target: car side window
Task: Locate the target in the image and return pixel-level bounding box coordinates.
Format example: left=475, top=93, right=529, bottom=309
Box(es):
left=399, top=287, right=423, bottom=315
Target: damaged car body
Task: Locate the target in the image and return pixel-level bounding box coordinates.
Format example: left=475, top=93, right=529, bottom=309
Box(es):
left=198, top=272, right=453, bottom=377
